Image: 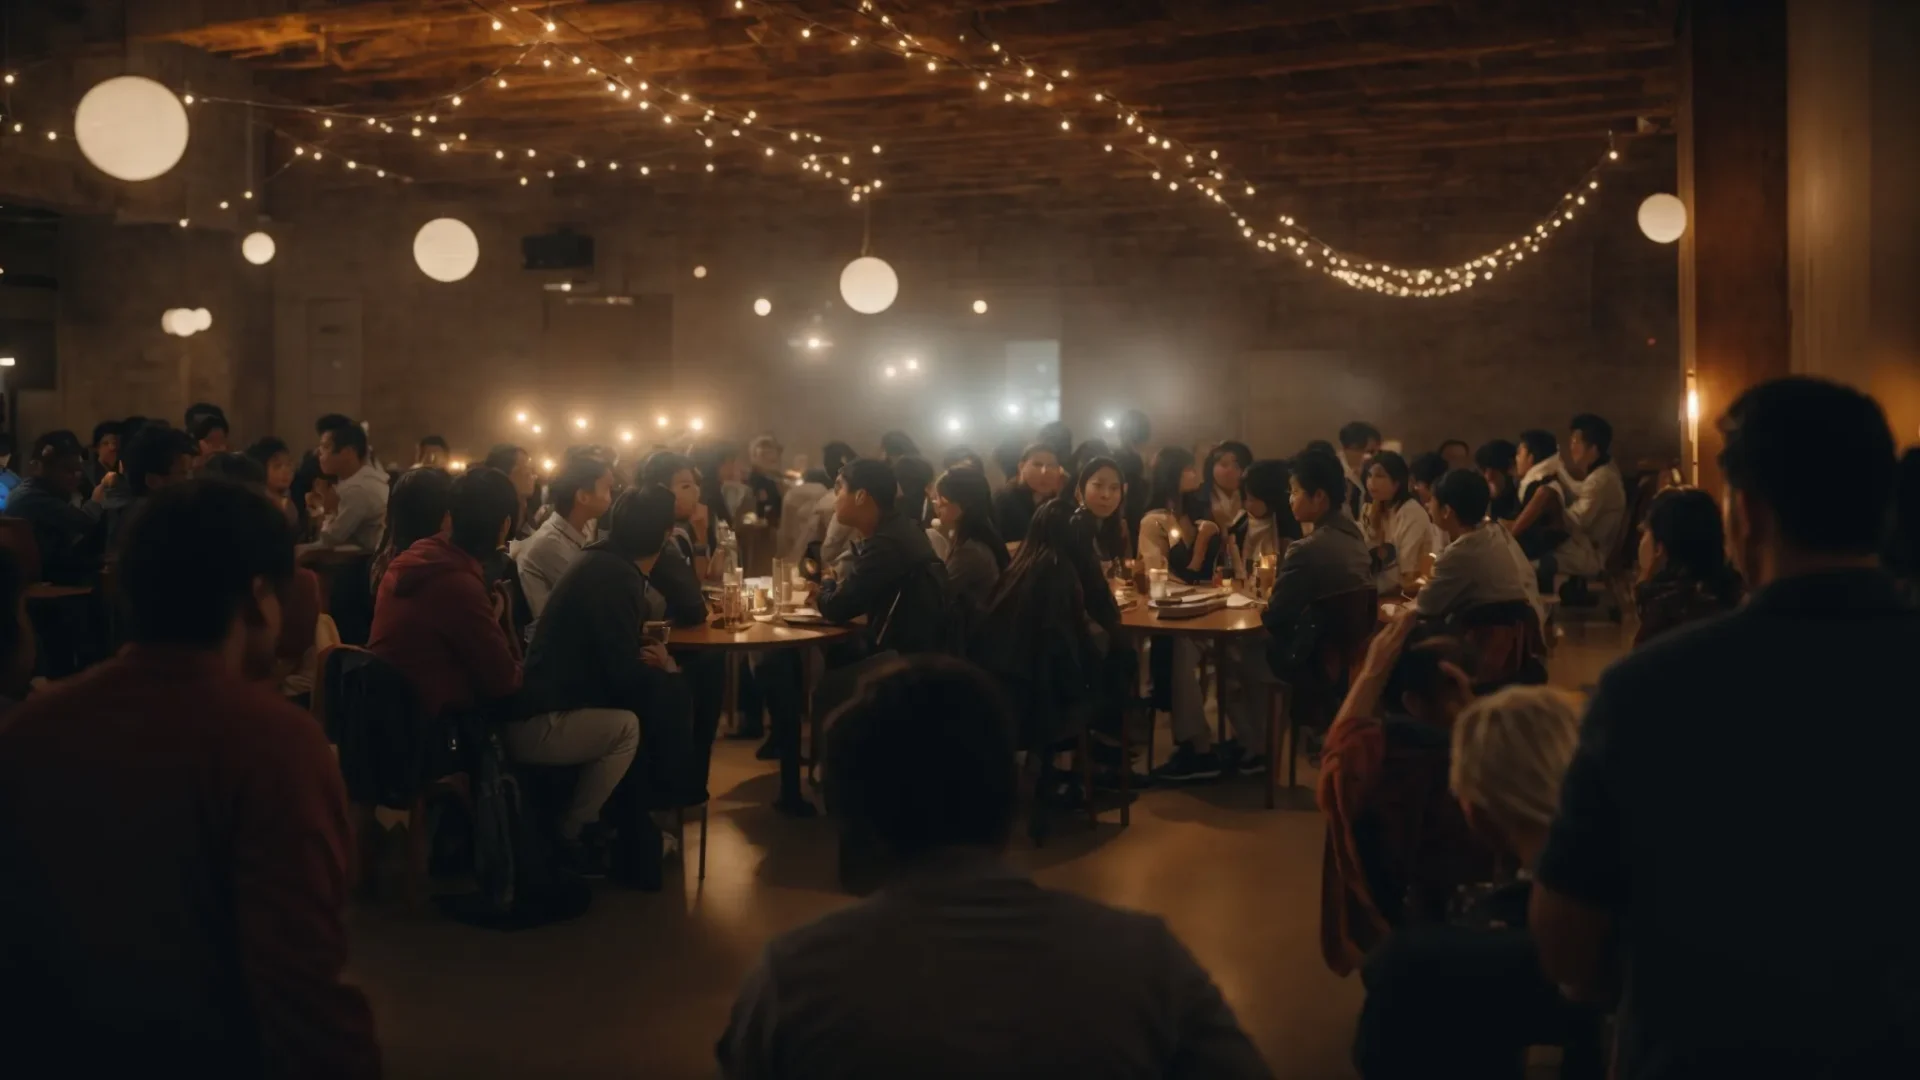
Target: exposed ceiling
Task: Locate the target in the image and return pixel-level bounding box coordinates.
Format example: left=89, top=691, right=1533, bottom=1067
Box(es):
left=140, top=0, right=1675, bottom=242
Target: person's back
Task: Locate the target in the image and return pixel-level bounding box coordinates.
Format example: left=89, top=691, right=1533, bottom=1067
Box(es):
left=1535, top=378, right=1920, bottom=1079
left=0, top=481, right=378, bottom=1076
left=718, top=657, right=1269, bottom=1080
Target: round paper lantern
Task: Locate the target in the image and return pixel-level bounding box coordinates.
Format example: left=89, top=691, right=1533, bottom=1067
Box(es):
left=241, top=231, right=276, bottom=265
left=191, top=308, right=212, bottom=332
left=160, top=309, right=190, bottom=336
left=753, top=298, right=772, bottom=317
left=74, top=76, right=190, bottom=182
left=1637, top=193, right=1687, bottom=244
left=839, top=256, right=898, bottom=315
left=412, top=217, right=480, bottom=282
left=972, top=299, right=989, bottom=314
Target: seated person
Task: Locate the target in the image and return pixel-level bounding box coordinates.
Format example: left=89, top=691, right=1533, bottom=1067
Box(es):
left=413, top=435, right=450, bottom=472
left=4, top=433, right=105, bottom=584
left=367, top=466, right=452, bottom=598
left=1437, top=439, right=1472, bottom=471
left=1507, top=429, right=1569, bottom=561
left=1632, top=487, right=1742, bottom=646
left=1228, top=458, right=1301, bottom=577
left=517, top=486, right=702, bottom=864
left=366, top=468, right=523, bottom=724
left=84, top=421, right=121, bottom=490
left=1360, top=451, right=1437, bottom=596
left=190, top=413, right=230, bottom=469
left=760, top=459, right=949, bottom=816
left=1474, top=439, right=1520, bottom=522
left=483, top=443, right=539, bottom=542
left=0, top=481, right=380, bottom=1076
left=640, top=451, right=714, bottom=584
left=1415, top=470, right=1539, bottom=625
left=1546, top=414, right=1627, bottom=582
left=717, top=656, right=1273, bottom=1080
left=1264, top=449, right=1373, bottom=638
left=516, top=455, right=613, bottom=618
left=314, top=420, right=389, bottom=550
left=1317, top=613, right=1494, bottom=977
left=932, top=466, right=1007, bottom=621
left=992, top=442, right=1064, bottom=545
left=1353, top=686, right=1596, bottom=1080
left=245, top=437, right=302, bottom=533
left=1138, top=446, right=1220, bottom=584
left=104, top=425, right=197, bottom=549
left=1338, top=421, right=1383, bottom=518
left=746, top=434, right=786, bottom=526
left=0, top=434, right=19, bottom=510
left=1408, top=451, right=1449, bottom=510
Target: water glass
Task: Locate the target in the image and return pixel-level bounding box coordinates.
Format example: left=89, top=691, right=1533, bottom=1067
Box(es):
left=1148, top=567, right=1170, bottom=601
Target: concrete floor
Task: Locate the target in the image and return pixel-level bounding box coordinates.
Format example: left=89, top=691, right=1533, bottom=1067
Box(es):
left=346, top=621, right=1629, bottom=1079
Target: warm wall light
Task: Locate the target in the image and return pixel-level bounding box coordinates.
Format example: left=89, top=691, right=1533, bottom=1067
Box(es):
left=619, top=430, right=635, bottom=444
left=656, top=415, right=670, bottom=428
left=0, top=356, right=15, bottom=368
left=904, top=357, right=920, bottom=371
left=531, top=424, right=543, bottom=434
left=690, top=417, right=706, bottom=432
left=514, top=411, right=528, bottom=424
left=805, top=337, right=823, bottom=349
left=883, top=366, right=897, bottom=378
left=1685, top=370, right=1701, bottom=487
left=574, top=417, right=589, bottom=430
left=542, top=457, right=556, bottom=472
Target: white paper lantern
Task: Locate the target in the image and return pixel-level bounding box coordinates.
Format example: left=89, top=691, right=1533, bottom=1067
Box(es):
left=161, top=308, right=194, bottom=336
left=412, top=217, right=480, bottom=283
left=241, top=231, right=276, bottom=265
left=753, top=298, right=772, bottom=317
left=839, top=256, right=899, bottom=315
left=74, top=76, right=190, bottom=182
left=1637, top=193, right=1687, bottom=244
left=191, top=308, right=212, bottom=332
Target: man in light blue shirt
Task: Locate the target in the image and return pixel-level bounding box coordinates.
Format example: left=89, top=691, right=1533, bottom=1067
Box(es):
left=315, top=421, right=387, bottom=550
left=514, top=456, right=613, bottom=618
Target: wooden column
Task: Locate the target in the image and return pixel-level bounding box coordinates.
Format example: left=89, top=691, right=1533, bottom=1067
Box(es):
left=1679, top=0, right=1791, bottom=492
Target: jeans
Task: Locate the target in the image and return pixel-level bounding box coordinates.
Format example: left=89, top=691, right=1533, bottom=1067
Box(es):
left=503, top=709, right=640, bottom=838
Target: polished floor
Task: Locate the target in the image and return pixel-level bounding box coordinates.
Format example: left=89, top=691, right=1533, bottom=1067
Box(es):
left=346, top=620, right=1630, bottom=1079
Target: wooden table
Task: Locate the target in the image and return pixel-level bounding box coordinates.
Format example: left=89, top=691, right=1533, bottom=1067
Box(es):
left=1116, top=598, right=1269, bottom=759
left=671, top=617, right=859, bottom=782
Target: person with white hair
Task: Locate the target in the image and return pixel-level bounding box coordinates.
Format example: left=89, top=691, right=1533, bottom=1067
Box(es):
left=1351, top=685, right=1604, bottom=1080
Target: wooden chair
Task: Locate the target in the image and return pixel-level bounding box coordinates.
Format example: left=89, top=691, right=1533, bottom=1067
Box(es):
left=1451, top=601, right=1550, bottom=690
left=314, top=644, right=470, bottom=907
left=1266, top=586, right=1381, bottom=807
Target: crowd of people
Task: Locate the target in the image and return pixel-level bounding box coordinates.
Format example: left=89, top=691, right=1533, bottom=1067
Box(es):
left=1, top=375, right=1915, bottom=1077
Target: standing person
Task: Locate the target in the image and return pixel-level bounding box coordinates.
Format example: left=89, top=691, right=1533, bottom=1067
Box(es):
left=1533, top=377, right=1920, bottom=1079
left=3, top=434, right=105, bottom=584
left=1361, top=450, right=1438, bottom=596
left=1337, top=421, right=1383, bottom=518
left=516, top=456, right=614, bottom=619
left=992, top=443, right=1064, bottom=545
left=746, top=434, right=786, bottom=525
left=0, top=481, right=381, bottom=1077
left=693, top=441, right=747, bottom=529
left=1631, top=487, right=1743, bottom=646
left=933, top=467, right=1008, bottom=621
left=1205, top=439, right=1254, bottom=531
left=84, top=421, right=122, bottom=489
left=314, top=420, right=390, bottom=550
left=716, top=657, right=1273, bottom=1080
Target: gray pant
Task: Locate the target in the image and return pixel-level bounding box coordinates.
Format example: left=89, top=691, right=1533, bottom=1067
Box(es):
left=1169, top=636, right=1276, bottom=754
left=503, top=709, right=640, bottom=838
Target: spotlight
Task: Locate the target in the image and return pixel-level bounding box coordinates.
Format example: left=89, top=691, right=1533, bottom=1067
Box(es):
left=515, top=411, right=528, bottom=424
left=574, top=417, right=589, bottom=430
left=1103, top=417, right=1117, bottom=431
left=619, top=430, right=635, bottom=444
left=657, top=415, right=670, bottom=428
left=542, top=457, right=556, bottom=472
left=690, top=417, right=706, bottom=432
left=946, top=415, right=965, bottom=433
left=1005, top=402, right=1021, bottom=417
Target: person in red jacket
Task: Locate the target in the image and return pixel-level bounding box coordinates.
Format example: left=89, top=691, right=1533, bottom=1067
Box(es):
left=0, top=480, right=381, bottom=1077
left=368, top=467, right=524, bottom=722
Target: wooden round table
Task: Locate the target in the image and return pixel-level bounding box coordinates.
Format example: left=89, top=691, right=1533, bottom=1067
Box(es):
left=1116, top=598, right=1269, bottom=776
left=671, top=618, right=859, bottom=786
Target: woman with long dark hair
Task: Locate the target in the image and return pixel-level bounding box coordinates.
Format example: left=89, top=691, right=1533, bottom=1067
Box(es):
left=1634, top=487, right=1743, bottom=645
left=1361, top=450, right=1436, bottom=595
left=1204, top=439, right=1254, bottom=531
left=894, top=455, right=935, bottom=531
left=932, top=468, right=1007, bottom=618
left=369, top=467, right=452, bottom=597
left=1226, top=458, right=1299, bottom=580
left=1138, top=446, right=1219, bottom=584
left=1072, top=456, right=1132, bottom=570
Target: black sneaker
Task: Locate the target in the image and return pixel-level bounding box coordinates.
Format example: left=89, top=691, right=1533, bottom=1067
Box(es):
left=1149, top=745, right=1223, bottom=783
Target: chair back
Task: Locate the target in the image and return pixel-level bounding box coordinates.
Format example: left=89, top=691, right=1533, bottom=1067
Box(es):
left=1312, top=585, right=1380, bottom=681
left=1450, top=600, right=1549, bottom=689
left=1607, top=469, right=1664, bottom=577
left=0, top=518, right=43, bottom=584
left=315, top=644, right=436, bottom=808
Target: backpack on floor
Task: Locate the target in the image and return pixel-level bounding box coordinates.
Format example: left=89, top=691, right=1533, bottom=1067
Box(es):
left=436, top=729, right=590, bottom=931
